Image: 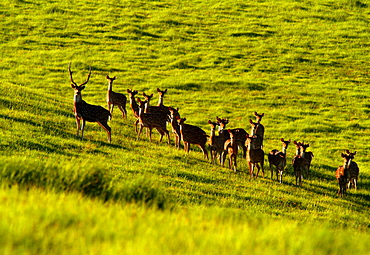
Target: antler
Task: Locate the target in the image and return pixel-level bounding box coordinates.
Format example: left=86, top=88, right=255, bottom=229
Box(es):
left=80, top=66, right=92, bottom=86
left=68, top=62, right=77, bottom=86
left=68, top=63, right=92, bottom=86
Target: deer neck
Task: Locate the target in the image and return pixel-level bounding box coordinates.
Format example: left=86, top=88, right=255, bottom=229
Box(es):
left=300, top=148, right=306, bottom=158
left=209, top=128, right=216, bottom=143
left=74, top=91, right=83, bottom=104
left=107, top=82, right=113, bottom=99
left=144, top=100, right=150, bottom=113
left=157, top=95, right=164, bottom=107
left=282, top=146, right=287, bottom=155
left=129, top=95, right=138, bottom=108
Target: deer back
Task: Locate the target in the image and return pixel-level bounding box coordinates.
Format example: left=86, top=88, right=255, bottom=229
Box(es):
left=181, top=124, right=208, bottom=145
left=78, top=101, right=111, bottom=122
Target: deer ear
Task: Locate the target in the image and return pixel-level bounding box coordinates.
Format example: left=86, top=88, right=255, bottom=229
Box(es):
left=157, top=88, right=160, bottom=92
left=353, top=151, right=357, bottom=155
left=280, top=138, right=284, bottom=142
left=254, top=112, right=258, bottom=116
left=113, top=76, right=116, bottom=80
left=208, top=120, right=212, bottom=124
left=249, top=119, right=253, bottom=124
left=106, top=75, right=109, bottom=79
left=71, top=84, right=76, bottom=89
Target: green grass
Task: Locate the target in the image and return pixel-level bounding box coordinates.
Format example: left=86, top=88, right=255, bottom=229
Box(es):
left=1, top=0, right=370, bottom=254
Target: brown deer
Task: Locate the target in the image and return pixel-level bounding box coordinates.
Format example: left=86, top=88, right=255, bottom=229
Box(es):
left=142, top=92, right=170, bottom=117
left=345, top=150, right=360, bottom=190
left=216, top=116, right=247, bottom=158
left=268, top=138, right=291, bottom=183
left=249, top=119, right=264, bottom=149
left=177, top=117, right=209, bottom=160
left=156, top=88, right=168, bottom=107
left=106, top=75, right=127, bottom=119
left=127, top=89, right=140, bottom=133
left=69, top=63, right=112, bottom=142
left=336, top=153, right=353, bottom=197
left=300, top=142, right=314, bottom=179
left=224, top=129, right=239, bottom=172
left=136, top=98, right=170, bottom=144
left=246, top=134, right=265, bottom=178
left=168, top=107, right=181, bottom=149
left=292, top=141, right=304, bottom=186
left=207, top=120, right=225, bottom=165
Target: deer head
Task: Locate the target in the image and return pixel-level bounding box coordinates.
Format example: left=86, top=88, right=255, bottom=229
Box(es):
left=254, top=112, right=265, bottom=123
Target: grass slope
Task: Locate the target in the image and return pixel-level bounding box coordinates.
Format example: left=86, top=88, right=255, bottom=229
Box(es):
left=0, top=0, right=370, bottom=254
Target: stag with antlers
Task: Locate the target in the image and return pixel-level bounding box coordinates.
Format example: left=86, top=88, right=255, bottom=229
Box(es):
left=69, top=63, right=112, bottom=142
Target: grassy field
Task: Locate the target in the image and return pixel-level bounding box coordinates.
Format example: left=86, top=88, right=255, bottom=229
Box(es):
left=1, top=0, right=370, bottom=254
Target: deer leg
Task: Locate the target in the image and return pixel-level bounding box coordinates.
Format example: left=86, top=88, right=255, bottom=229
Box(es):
left=81, top=119, right=86, bottom=140
left=97, top=121, right=112, bottom=143
left=261, top=161, right=265, bottom=177
left=75, top=117, right=81, bottom=137
left=241, top=144, right=247, bottom=158
left=197, top=144, right=208, bottom=160
left=269, top=163, right=274, bottom=180
left=148, top=128, right=153, bottom=142
left=134, top=119, right=139, bottom=133
left=137, top=124, right=144, bottom=140
left=233, top=155, right=237, bottom=172
left=117, top=105, right=126, bottom=119
left=249, top=162, right=254, bottom=178
left=162, top=130, right=170, bottom=144
left=221, top=151, right=227, bottom=167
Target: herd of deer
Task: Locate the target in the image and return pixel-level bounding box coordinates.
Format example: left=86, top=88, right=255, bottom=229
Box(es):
left=69, top=64, right=360, bottom=197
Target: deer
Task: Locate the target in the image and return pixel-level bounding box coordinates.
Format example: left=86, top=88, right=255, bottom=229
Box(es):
left=176, top=117, right=209, bottom=160
left=224, top=129, right=239, bottom=172
left=157, top=88, right=168, bottom=107
left=127, top=89, right=140, bottom=133
left=292, top=141, right=303, bottom=186
left=336, top=153, right=353, bottom=197
left=168, top=107, right=181, bottom=149
left=345, top=150, right=360, bottom=190
left=249, top=118, right=264, bottom=149
left=216, top=116, right=248, bottom=158
left=268, top=138, right=291, bottom=183
left=106, top=75, right=127, bottom=119
left=69, top=63, right=112, bottom=143
left=136, top=98, right=170, bottom=144
left=142, top=92, right=170, bottom=117
left=300, top=142, right=314, bottom=179
left=246, top=134, right=265, bottom=178
left=207, top=120, right=225, bottom=165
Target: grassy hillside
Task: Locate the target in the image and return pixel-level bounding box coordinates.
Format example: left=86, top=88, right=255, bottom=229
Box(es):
left=1, top=0, right=370, bottom=254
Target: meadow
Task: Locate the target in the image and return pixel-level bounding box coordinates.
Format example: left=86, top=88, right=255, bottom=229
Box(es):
left=0, top=0, right=370, bottom=254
